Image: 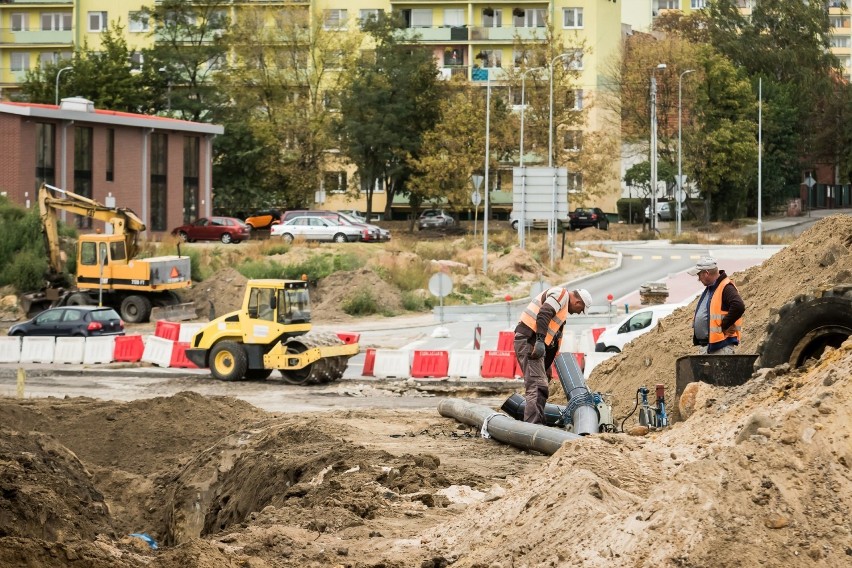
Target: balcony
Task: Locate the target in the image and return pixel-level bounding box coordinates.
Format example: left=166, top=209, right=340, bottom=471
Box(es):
left=438, top=65, right=469, bottom=80
left=0, top=28, right=73, bottom=45
left=397, top=25, right=546, bottom=43
left=470, top=26, right=545, bottom=41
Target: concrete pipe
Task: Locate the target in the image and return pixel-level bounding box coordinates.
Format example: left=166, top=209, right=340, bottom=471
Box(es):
left=554, top=353, right=599, bottom=436
left=437, top=398, right=581, bottom=455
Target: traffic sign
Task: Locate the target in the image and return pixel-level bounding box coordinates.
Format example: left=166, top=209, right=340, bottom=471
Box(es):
left=805, top=175, right=816, bottom=188
left=428, top=273, right=453, bottom=298
left=675, top=189, right=687, bottom=204
left=471, top=191, right=481, bottom=207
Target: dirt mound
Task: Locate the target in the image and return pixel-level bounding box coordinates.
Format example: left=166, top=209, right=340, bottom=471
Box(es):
left=579, top=215, right=852, bottom=419
left=312, top=268, right=404, bottom=321
left=182, top=268, right=248, bottom=320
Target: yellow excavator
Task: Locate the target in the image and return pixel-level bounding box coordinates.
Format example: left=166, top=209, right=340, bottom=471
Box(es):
left=184, top=279, right=359, bottom=384
left=22, top=183, right=195, bottom=323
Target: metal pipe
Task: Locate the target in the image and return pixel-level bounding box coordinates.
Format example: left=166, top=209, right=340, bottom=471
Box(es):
left=438, top=398, right=580, bottom=455
left=553, top=353, right=598, bottom=435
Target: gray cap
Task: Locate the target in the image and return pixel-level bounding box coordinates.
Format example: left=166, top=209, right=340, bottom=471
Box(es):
left=687, top=256, right=718, bottom=276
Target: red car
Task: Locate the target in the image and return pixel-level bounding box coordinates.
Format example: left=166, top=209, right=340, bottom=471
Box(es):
left=171, top=216, right=251, bottom=244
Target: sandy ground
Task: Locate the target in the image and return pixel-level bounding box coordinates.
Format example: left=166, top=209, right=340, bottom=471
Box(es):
left=1, top=217, right=851, bottom=567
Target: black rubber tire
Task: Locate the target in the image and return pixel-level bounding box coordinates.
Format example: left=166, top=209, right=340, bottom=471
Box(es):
left=177, top=231, right=189, bottom=242
left=333, top=233, right=347, bottom=243
left=282, top=233, right=294, bottom=244
left=66, top=293, right=91, bottom=306
left=244, top=368, right=273, bottom=381
left=209, top=341, right=248, bottom=381
left=220, top=233, right=233, bottom=244
left=605, top=346, right=620, bottom=353
left=120, top=295, right=152, bottom=323
left=755, top=286, right=852, bottom=369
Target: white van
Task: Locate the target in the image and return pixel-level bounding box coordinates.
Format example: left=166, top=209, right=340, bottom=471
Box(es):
left=594, top=304, right=681, bottom=353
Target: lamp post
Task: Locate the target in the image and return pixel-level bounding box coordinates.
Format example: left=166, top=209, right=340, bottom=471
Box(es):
left=483, top=71, right=491, bottom=274
left=676, top=69, right=695, bottom=236
left=55, top=66, right=73, bottom=106
left=548, top=52, right=573, bottom=267
left=650, top=63, right=667, bottom=233
left=518, top=66, right=543, bottom=250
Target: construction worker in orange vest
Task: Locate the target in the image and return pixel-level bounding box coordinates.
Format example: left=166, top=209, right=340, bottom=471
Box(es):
left=688, top=256, right=745, bottom=354
left=514, top=287, right=592, bottom=424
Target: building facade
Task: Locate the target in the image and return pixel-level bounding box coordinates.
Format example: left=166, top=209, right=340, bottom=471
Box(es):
left=0, top=97, right=223, bottom=237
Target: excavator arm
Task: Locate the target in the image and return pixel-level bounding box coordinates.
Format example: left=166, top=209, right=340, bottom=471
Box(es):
left=38, top=183, right=147, bottom=275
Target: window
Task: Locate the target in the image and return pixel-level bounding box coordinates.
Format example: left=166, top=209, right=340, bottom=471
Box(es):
left=563, top=8, right=583, bottom=28
left=691, top=0, right=707, bottom=8
left=564, top=131, right=583, bottom=151
left=658, top=0, right=679, bottom=9
left=830, top=15, right=850, bottom=29
left=358, top=9, right=382, bottom=28
left=565, top=49, right=583, bottom=71
left=477, top=49, right=502, bottom=68
left=129, top=11, right=149, bottom=33
left=524, top=9, right=546, bottom=27
left=10, top=52, right=30, bottom=72
left=11, top=14, right=28, bottom=32
left=444, top=8, right=464, bottom=26
left=183, top=137, right=200, bottom=224
left=831, top=36, right=851, bottom=48
left=88, top=11, right=108, bottom=32
left=74, top=127, right=93, bottom=229
left=323, top=91, right=340, bottom=110
left=411, top=9, right=432, bottom=27
left=324, top=9, right=347, bottom=29
left=130, top=52, right=144, bottom=70
left=323, top=171, right=347, bottom=193
left=568, top=172, right=583, bottom=193
left=482, top=9, right=502, bottom=28
left=41, top=12, right=72, bottom=31
left=106, top=129, right=114, bottom=182
left=566, top=89, right=583, bottom=110
left=150, top=133, right=168, bottom=232
left=35, top=123, right=55, bottom=189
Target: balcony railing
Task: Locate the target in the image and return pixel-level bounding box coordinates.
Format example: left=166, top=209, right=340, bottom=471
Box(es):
left=398, top=25, right=546, bottom=43
left=0, top=0, right=73, bottom=4
left=0, top=28, right=73, bottom=44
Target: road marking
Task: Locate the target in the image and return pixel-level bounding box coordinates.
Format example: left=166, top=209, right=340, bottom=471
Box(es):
left=631, top=255, right=643, bottom=260
left=651, top=255, right=663, bottom=260
left=670, top=255, right=681, bottom=260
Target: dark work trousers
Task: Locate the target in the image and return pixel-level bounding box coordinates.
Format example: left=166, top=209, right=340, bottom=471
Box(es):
left=514, top=336, right=549, bottom=424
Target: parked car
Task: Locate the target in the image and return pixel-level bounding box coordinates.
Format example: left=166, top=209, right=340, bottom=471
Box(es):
left=8, top=306, right=125, bottom=337
left=172, top=217, right=251, bottom=244
left=336, top=211, right=391, bottom=242
left=568, top=207, right=609, bottom=230
left=244, top=209, right=283, bottom=231
left=271, top=216, right=365, bottom=243
left=594, top=304, right=679, bottom=353
left=645, top=201, right=686, bottom=222
left=282, top=210, right=388, bottom=242
left=418, top=209, right=455, bottom=230
left=337, top=210, right=367, bottom=222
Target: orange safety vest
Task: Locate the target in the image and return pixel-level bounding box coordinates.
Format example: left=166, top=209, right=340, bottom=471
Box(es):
left=519, top=287, right=569, bottom=346
left=708, top=277, right=742, bottom=347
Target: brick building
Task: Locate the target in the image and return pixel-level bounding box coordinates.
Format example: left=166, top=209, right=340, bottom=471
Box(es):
left=0, top=97, right=223, bottom=237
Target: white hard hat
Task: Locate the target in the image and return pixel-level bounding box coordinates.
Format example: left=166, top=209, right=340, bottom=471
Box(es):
left=576, top=289, right=592, bottom=313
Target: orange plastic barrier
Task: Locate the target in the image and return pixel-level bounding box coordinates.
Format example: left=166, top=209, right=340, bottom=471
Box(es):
left=113, top=335, right=144, bottom=362
left=496, top=330, right=515, bottom=351
left=155, top=320, right=181, bottom=342
left=591, top=327, right=606, bottom=343
left=481, top=350, right=517, bottom=379
left=362, top=348, right=376, bottom=377
left=411, top=350, right=449, bottom=378
left=169, top=342, right=199, bottom=368
left=336, top=332, right=360, bottom=345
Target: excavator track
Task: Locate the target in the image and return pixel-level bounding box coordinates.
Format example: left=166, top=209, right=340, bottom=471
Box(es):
left=279, top=332, right=353, bottom=386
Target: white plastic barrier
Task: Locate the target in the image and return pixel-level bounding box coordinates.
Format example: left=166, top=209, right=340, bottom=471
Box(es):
left=0, top=336, right=21, bottom=363
left=578, top=329, right=596, bottom=355
left=84, top=336, right=116, bottom=365
left=54, top=337, right=85, bottom=364
left=20, top=337, right=56, bottom=364
left=560, top=330, right=577, bottom=353
left=178, top=323, right=206, bottom=343
left=372, top=349, right=411, bottom=379
left=448, top=349, right=484, bottom=380
left=142, top=336, right=175, bottom=368
left=583, top=352, right=617, bottom=380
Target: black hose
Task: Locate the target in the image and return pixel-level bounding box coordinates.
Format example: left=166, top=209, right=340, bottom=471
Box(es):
left=619, top=388, right=643, bottom=433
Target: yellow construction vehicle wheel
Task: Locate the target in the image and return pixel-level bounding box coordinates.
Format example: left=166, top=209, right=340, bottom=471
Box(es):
left=209, top=341, right=248, bottom=381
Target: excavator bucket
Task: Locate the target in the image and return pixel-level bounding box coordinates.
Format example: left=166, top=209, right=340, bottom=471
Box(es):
left=674, top=354, right=758, bottom=401
left=150, top=302, right=198, bottom=322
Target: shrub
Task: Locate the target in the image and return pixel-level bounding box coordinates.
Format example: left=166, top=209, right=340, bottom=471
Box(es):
left=2, top=250, right=48, bottom=291
left=401, top=291, right=430, bottom=311
left=342, top=288, right=381, bottom=316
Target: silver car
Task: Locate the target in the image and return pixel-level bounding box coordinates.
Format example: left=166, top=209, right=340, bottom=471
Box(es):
left=271, top=216, right=364, bottom=243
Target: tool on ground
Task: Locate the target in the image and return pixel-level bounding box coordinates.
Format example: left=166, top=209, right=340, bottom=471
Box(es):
left=622, top=384, right=669, bottom=431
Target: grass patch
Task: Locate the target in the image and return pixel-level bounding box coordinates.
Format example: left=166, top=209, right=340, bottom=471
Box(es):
left=401, top=292, right=434, bottom=312
left=342, top=287, right=385, bottom=316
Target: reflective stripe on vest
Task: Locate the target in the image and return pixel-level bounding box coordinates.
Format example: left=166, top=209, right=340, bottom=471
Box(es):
left=518, top=287, right=569, bottom=345
left=708, top=277, right=742, bottom=346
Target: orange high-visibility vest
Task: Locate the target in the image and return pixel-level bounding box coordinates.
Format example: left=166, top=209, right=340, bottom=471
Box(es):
left=519, top=287, right=569, bottom=346
left=708, top=277, right=742, bottom=347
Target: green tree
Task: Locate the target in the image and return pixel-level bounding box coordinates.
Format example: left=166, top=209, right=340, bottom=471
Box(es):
left=139, top=0, right=230, bottom=122
left=19, top=21, right=162, bottom=112
left=337, top=13, right=443, bottom=219
left=214, top=6, right=362, bottom=209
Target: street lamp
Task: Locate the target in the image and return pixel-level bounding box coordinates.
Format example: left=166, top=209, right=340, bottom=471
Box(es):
left=518, top=66, right=543, bottom=250
left=650, top=62, right=667, bottom=233
left=55, top=66, right=73, bottom=106
left=548, top=52, right=574, bottom=266
left=676, top=69, right=695, bottom=236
